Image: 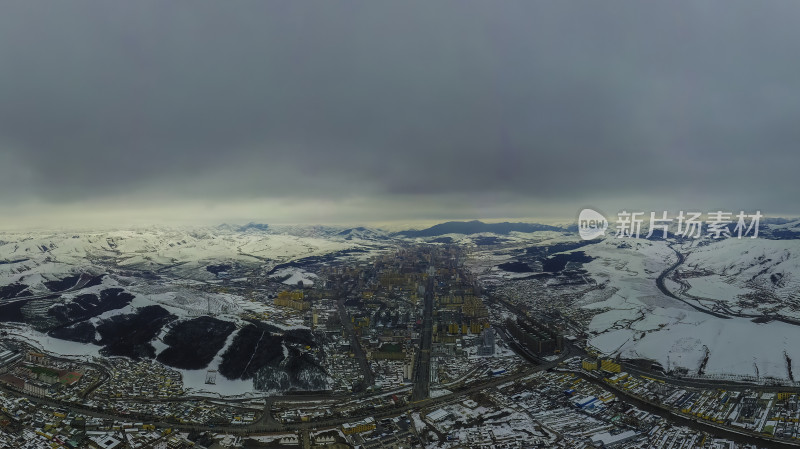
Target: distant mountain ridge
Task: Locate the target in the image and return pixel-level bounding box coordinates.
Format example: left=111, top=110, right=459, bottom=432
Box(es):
left=214, top=217, right=800, bottom=240
left=396, top=220, right=564, bottom=237
left=215, top=222, right=270, bottom=233
left=235, top=222, right=270, bottom=232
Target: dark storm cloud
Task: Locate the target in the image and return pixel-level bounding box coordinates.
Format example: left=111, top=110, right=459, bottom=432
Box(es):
left=1, top=1, right=800, bottom=222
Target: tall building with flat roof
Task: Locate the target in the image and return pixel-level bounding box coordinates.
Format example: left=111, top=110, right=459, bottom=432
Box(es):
left=477, top=328, right=495, bottom=356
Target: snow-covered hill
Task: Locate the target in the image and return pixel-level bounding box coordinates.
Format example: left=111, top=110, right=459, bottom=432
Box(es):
left=0, top=226, right=372, bottom=290
left=0, top=225, right=393, bottom=396
left=676, top=238, right=800, bottom=318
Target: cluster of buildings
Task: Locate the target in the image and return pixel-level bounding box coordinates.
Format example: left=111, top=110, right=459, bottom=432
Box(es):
left=404, top=361, right=775, bottom=448
left=0, top=391, right=197, bottom=449
left=273, top=392, right=403, bottom=426
left=323, top=341, right=367, bottom=393
left=273, top=290, right=309, bottom=311
left=417, top=395, right=552, bottom=448
left=0, top=342, right=261, bottom=432
left=5, top=240, right=788, bottom=449
left=96, top=398, right=258, bottom=427
left=344, top=416, right=415, bottom=449
left=288, top=245, right=509, bottom=396
left=342, top=416, right=376, bottom=435
left=436, top=293, right=490, bottom=339
left=275, top=404, right=334, bottom=424
left=0, top=348, right=99, bottom=404
left=93, top=358, right=183, bottom=400
left=487, top=272, right=598, bottom=336
left=505, top=315, right=564, bottom=355
left=580, top=357, right=800, bottom=442
left=513, top=369, right=765, bottom=448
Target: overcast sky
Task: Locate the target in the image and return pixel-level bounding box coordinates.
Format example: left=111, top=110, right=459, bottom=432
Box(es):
left=1, top=1, right=799, bottom=228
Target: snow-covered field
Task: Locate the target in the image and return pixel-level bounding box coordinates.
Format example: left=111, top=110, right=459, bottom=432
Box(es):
left=271, top=267, right=318, bottom=286
left=678, top=238, right=800, bottom=316
left=581, top=237, right=800, bottom=381
left=684, top=275, right=752, bottom=302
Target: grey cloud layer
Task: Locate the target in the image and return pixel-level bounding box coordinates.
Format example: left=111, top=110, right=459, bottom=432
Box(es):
left=1, top=1, right=799, bottom=220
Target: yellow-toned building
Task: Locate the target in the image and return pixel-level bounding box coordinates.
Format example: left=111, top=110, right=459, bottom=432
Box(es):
left=600, top=359, right=621, bottom=373
left=274, top=291, right=310, bottom=311
left=582, top=360, right=598, bottom=371
left=462, top=295, right=488, bottom=319
left=342, top=417, right=376, bottom=435
left=278, top=290, right=305, bottom=301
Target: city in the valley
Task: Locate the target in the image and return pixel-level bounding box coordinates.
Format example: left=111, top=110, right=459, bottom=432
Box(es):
left=3, top=221, right=800, bottom=448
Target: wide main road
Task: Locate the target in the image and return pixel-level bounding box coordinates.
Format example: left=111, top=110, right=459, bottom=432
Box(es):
left=337, top=299, right=374, bottom=392
left=411, top=274, right=435, bottom=402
